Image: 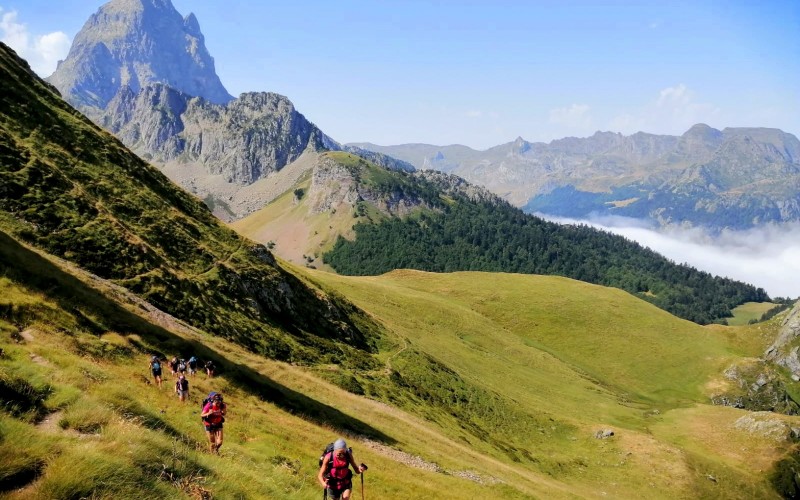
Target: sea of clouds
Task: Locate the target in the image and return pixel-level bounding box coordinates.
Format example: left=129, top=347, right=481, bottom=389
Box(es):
left=543, top=214, right=800, bottom=299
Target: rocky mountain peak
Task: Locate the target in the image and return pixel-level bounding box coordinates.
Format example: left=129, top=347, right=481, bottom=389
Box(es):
left=183, top=12, right=202, bottom=36
left=48, top=0, right=233, bottom=109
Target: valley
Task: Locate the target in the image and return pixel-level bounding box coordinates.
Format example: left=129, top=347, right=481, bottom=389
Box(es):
left=1, top=0, right=799, bottom=498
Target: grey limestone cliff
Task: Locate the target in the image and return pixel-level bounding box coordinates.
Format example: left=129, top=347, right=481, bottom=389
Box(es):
left=48, top=0, right=233, bottom=109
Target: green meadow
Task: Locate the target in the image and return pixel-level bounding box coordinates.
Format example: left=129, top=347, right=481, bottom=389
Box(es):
left=1, top=233, right=794, bottom=498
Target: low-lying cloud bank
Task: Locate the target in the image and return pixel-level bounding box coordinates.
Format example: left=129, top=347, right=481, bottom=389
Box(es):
left=543, top=214, right=800, bottom=299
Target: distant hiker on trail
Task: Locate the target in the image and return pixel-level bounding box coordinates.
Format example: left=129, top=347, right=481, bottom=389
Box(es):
left=188, top=356, right=198, bottom=376
left=169, top=356, right=179, bottom=378
left=205, top=360, right=215, bottom=378
left=201, top=392, right=226, bottom=454
left=178, top=358, right=187, bottom=375
left=149, top=355, right=163, bottom=388
left=318, top=438, right=365, bottom=500
left=175, top=374, right=189, bottom=402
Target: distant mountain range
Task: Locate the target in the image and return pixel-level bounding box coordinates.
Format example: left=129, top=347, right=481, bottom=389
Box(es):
left=351, top=124, right=800, bottom=231
left=47, top=0, right=800, bottom=233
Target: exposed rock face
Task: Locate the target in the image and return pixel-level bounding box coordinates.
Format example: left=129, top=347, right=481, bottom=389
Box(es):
left=101, top=86, right=335, bottom=184
left=734, top=413, right=800, bottom=442
left=47, top=0, right=233, bottom=108
left=309, top=155, right=425, bottom=217
left=765, top=303, right=800, bottom=379
left=352, top=125, right=800, bottom=231
left=710, top=304, right=800, bottom=415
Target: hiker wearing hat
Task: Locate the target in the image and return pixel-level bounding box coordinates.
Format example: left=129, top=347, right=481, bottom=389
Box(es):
left=318, top=438, right=364, bottom=500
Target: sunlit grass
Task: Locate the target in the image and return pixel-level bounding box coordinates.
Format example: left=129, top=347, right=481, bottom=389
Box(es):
left=729, top=301, right=778, bottom=326
left=0, top=243, right=795, bottom=498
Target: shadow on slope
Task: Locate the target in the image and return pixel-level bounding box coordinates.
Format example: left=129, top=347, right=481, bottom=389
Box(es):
left=0, top=230, right=394, bottom=443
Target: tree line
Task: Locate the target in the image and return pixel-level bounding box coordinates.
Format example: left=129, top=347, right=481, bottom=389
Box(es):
left=324, top=194, right=769, bottom=324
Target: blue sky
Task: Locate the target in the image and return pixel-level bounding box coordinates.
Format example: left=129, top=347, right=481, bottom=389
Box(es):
left=1, top=0, right=798, bottom=149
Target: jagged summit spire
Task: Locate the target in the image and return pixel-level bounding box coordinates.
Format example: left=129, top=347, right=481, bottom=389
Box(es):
left=48, top=0, right=233, bottom=109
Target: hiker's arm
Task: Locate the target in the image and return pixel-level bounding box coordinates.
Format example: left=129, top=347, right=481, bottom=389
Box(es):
left=349, top=453, right=363, bottom=473
left=317, top=456, right=330, bottom=488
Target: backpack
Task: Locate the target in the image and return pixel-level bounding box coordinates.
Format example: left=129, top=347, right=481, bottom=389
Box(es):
left=188, top=356, right=197, bottom=366
left=152, top=359, right=161, bottom=370
left=178, top=360, right=186, bottom=371
left=319, top=443, right=352, bottom=478
left=201, top=392, right=224, bottom=422
left=177, top=378, right=188, bottom=391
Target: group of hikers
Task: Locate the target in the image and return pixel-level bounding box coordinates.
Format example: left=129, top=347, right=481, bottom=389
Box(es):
left=148, top=355, right=216, bottom=393
left=147, top=355, right=367, bottom=499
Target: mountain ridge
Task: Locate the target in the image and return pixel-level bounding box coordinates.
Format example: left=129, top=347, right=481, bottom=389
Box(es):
left=351, top=125, right=800, bottom=230
left=46, top=0, right=414, bottom=222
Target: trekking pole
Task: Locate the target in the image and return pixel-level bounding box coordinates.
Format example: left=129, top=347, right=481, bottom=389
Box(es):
left=360, top=463, right=368, bottom=500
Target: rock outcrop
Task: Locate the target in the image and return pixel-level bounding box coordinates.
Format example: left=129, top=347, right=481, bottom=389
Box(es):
left=711, top=303, right=800, bottom=415
left=765, top=303, right=800, bottom=379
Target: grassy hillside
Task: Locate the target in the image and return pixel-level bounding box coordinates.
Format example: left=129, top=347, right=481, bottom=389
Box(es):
left=232, top=150, right=422, bottom=270
left=323, top=194, right=769, bottom=324
left=2, top=233, right=796, bottom=498
left=0, top=238, right=516, bottom=498
left=0, top=42, right=379, bottom=364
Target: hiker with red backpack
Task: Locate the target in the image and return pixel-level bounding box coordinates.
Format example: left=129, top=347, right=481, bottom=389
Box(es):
left=200, top=392, right=226, bottom=454
left=318, top=439, right=366, bottom=500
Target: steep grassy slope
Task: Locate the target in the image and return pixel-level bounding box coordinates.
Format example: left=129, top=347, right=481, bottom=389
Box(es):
left=2, top=231, right=795, bottom=499
left=0, top=42, right=378, bottom=364
left=0, top=236, right=524, bottom=499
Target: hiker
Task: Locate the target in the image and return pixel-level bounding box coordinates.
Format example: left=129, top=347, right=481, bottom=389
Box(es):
left=318, top=439, right=365, bottom=500
left=175, top=374, right=189, bottom=402
left=201, top=392, right=227, bottom=454
left=178, top=358, right=187, bottom=376
left=188, top=355, right=198, bottom=376
left=149, top=355, right=163, bottom=388
left=169, top=356, right=179, bottom=378
left=205, top=359, right=215, bottom=378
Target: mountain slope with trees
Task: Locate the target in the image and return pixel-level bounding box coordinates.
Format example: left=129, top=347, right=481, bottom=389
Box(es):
left=321, top=170, right=769, bottom=324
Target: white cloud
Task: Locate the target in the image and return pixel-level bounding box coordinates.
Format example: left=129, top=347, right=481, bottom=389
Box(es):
left=0, top=8, right=70, bottom=76
left=541, top=214, right=800, bottom=298
left=464, top=110, right=483, bottom=118
left=609, top=84, right=720, bottom=135
left=549, top=104, right=593, bottom=130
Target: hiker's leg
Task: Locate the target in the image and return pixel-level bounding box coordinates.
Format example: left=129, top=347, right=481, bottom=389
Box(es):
left=341, top=489, right=351, bottom=500
left=216, top=428, right=224, bottom=451
left=206, top=430, right=216, bottom=452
